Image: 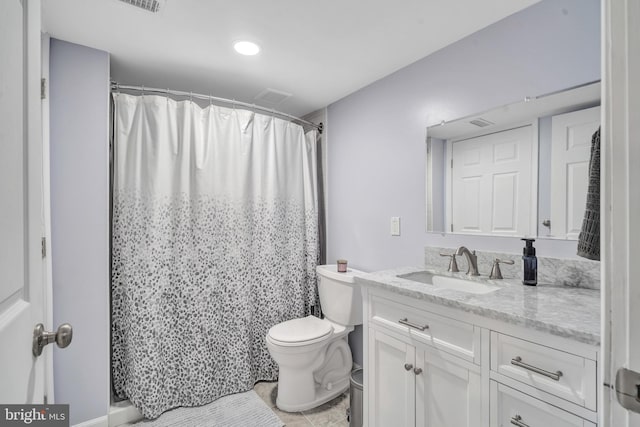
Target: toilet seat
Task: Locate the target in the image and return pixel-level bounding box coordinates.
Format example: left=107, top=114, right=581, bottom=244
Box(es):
left=268, top=316, right=333, bottom=347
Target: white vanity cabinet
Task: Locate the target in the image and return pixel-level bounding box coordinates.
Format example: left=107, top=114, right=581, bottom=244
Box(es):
left=365, top=292, right=483, bottom=427
left=362, top=288, right=599, bottom=427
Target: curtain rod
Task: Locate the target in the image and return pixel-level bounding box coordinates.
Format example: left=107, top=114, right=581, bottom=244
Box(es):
left=110, top=82, right=323, bottom=133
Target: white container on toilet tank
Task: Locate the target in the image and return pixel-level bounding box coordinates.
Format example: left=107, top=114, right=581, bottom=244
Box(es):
left=266, top=264, right=364, bottom=412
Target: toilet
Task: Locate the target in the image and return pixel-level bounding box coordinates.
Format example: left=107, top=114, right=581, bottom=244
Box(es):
left=266, top=264, right=364, bottom=412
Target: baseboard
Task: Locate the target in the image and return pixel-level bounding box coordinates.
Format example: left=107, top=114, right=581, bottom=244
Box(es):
left=108, top=401, right=143, bottom=427
left=73, top=415, right=108, bottom=427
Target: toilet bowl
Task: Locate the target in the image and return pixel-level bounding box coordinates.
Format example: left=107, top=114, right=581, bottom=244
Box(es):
left=266, top=264, right=364, bottom=412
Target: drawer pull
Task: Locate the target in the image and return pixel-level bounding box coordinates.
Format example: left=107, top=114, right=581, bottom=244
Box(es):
left=510, top=415, right=529, bottom=427
left=398, top=318, right=429, bottom=331
left=511, top=356, right=563, bottom=381
left=404, top=363, right=413, bottom=371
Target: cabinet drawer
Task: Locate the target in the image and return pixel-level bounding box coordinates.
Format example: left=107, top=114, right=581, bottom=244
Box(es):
left=369, top=295, right=478, bottom=362
left=491, top=332, right=596, bottom=410
left=490, top=381, right=595, bottom=427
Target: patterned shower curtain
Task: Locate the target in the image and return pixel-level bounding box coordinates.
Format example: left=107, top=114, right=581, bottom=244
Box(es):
left=111, top=93, right=319, bottom=419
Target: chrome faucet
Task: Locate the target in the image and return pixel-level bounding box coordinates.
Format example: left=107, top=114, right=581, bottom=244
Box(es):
left=455, top=246, right=480, bottom=276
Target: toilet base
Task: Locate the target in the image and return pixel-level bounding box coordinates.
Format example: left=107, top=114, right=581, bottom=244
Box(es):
left=276, top=376, right=349, bottom=412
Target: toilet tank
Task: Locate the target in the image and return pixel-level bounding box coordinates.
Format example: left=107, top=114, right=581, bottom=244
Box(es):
left=316, top=264, right=364, bottom=326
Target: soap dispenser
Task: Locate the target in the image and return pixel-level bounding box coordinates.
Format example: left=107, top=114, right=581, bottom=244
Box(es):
left=521, top=238, right=537, bottom=286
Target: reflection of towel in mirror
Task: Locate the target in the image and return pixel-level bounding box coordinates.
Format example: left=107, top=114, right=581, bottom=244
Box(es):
left=577, top=127, right=600, bottom=260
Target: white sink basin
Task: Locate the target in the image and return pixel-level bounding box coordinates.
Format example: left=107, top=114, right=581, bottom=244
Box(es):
left=398, top=271, right=500, bottom=295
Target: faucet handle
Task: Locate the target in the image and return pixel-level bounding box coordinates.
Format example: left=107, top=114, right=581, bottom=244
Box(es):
left=489, top=258, right=515, bottom=279
left=440, top=252, right=459, bottom=273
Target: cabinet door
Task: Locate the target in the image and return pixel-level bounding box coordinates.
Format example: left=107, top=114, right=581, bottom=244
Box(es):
left=368, top=328, right=416, bottom=427
left=416, top=346, right=483, bottom=427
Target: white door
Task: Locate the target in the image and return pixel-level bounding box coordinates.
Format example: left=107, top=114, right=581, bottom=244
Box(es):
left=450, top=125, right=535, bottom=236
left=416, top=346, right=482, bottom=427
left=603, top=0, right=640, bottom=425
left=549, top=106, right=600, bottom=240
left=368, top=328, right=415, bottom=427
left=0, top=0, right=48, bottom=403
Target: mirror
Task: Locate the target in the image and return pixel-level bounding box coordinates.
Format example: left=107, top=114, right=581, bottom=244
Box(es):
left=426, top=81, right=600, bottom=239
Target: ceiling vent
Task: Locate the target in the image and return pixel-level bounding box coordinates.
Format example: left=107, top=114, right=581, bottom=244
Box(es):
left=117, top=0, right=163, bottom=13
left=469, top=118, right=494, bottom=128
left=255, top=88, right=292, bottom=105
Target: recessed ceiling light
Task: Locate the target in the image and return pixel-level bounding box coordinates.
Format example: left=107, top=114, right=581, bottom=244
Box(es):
left=234, top=41, right=260, bottom=56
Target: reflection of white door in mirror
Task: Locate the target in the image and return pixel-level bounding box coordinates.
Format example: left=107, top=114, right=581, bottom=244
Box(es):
left=425, top=81, right=601, bottom=238
left=549, top=106, right=601, bottom=239
left=447, top=125, right=537, bottom=236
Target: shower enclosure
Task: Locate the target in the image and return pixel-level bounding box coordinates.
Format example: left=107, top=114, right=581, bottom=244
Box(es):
left=110, top=92, right=321, bottom=419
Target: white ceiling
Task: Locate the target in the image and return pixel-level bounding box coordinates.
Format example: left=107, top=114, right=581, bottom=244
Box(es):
left=42, top=0, right=540, bottom=117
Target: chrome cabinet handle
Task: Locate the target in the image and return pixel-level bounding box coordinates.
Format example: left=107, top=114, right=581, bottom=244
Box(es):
left=413, top=367, right=423, bottom=375
left=399, top=318, right=429, bottom=331
left=510, top=356, right=563, bottom=381
left=510, top=415, right=529, bottom=427
left=404, top=363, right=413, bottom=371
left=32, top=323, right=73, bottom=357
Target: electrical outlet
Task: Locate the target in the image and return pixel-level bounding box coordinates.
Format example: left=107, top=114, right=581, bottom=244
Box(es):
left=391, top=217, right=401, bottom=236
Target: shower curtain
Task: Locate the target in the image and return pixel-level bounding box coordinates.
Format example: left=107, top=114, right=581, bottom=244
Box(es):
left=111, top=93, right=319, bottom=419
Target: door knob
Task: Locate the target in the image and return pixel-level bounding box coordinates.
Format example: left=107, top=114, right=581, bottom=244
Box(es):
left=615, top=367, right=640, bottom=413
left=32, top=323, right=73, bottom=357
left=404, top=363, right=413, bottom=371
left=414, top=367, right=423, bottom=375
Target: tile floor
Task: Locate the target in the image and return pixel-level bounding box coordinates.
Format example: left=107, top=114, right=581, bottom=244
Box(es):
left=253, top=381, right=350, bottom=427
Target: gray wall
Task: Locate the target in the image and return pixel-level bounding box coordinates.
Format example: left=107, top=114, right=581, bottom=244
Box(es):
left=327, top=0, right=600, bottom=364
left=327, top=0, right=600, bottom=272
left=50, top=38, right=110, bottom=425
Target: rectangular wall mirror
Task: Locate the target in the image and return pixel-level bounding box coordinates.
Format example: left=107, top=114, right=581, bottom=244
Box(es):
left=426, top=80, right=600, bottom=240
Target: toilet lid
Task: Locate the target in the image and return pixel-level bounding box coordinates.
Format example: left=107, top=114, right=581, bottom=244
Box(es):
left=268, top=316, right=333, bottom=344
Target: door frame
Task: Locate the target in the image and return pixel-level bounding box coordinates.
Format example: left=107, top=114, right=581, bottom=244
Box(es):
left=601, top=0, right=640, bottom=425
left=40, top=30, right=55, bottom=403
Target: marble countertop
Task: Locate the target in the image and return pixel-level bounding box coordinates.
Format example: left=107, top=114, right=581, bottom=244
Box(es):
left=356, top=266, right=600, bottom=346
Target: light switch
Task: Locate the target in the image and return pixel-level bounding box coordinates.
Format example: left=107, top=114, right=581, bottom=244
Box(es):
left=391, top=217, right=401, bottom=236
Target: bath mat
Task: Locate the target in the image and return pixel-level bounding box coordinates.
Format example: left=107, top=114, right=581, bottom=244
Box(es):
left=131, top=390, right=284, bottom=427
